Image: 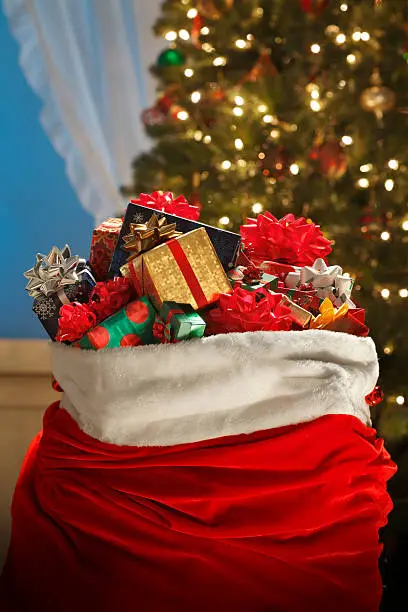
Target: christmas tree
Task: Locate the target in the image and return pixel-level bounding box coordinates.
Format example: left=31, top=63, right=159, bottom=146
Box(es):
left=125, top=2, right=408, bottom=444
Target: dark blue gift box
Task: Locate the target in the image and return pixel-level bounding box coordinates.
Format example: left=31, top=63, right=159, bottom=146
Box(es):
left=108, top=202, right=241, bottom=278
left=32, top=268, right=95, bottom=340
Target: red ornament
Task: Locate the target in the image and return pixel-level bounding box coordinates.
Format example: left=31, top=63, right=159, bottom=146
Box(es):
left=365, top=386, right=385, bottom=407
left=313, top=140, right=348, bottom=180
left=300, top=0, right=329, bottom=15
left=51, top=376, right=63, bottom=393
left=259, top=145, right=293, bottom=179
left=191, top=14, right=203, bottom=46
left=141, top=106, right=166, bottom=127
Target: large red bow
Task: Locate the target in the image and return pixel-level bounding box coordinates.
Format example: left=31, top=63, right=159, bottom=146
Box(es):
left=206, top=287, right=293, bottom=334
left=240, top=213, right=332, bottom=267
left=131, top=192, right=201, bottom=221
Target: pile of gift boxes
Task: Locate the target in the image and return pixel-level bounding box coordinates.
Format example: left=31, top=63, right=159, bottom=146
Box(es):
left=24, top=191, right=369, bottom=350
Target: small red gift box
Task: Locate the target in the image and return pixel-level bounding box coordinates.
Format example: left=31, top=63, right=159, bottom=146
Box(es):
left=90, top=218, right=122, bottom=281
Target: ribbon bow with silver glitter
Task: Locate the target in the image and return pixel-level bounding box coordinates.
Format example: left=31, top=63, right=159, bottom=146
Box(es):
left=24, top=245, right=81, bottom=299
left=285, top=258, right=354, bottom=306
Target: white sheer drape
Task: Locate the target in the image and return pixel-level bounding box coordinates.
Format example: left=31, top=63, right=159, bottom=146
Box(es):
left=3, top=0, right=162, bottom=224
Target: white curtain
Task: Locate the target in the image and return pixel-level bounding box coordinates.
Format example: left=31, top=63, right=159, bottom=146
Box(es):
left=3, top=0, right=162, bottom=224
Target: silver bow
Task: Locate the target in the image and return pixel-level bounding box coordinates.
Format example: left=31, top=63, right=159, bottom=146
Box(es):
left=285, top=258, right=354, bottom=305
left=24, top=245, right=81, bottom=299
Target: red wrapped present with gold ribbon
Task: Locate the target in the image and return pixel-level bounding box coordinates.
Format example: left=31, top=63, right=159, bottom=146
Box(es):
left=121, top=227, right=231, bottom=311
left=90, top=218, right=122, bottom=281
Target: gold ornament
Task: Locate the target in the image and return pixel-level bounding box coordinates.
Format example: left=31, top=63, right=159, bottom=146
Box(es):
left=360, top=69, right=396, bottom=119
left=122, top=213, right=181, bottom=260
left=197, top=0, right=233, bottom=20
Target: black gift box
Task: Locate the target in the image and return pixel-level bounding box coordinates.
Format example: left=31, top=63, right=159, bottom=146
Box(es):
left=32, top=269, right=95, bottom=340
left=108, top=202, right=242, bottom=278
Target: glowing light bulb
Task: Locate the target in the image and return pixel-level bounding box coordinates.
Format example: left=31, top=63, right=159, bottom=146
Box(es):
left=402, top=220, right=408, bottom=231
left=311, top=89, right=320, bottom=100
left=258, top=152, right=265, bottom=160
left=385, top=179, right=394, bottom=192
left=233, top=106, right=243, bottom=117
left=219, top=216, right=230, bottom=225
left=340, top=3, right=348, bottom=11
left=221, top=160, right=232, bottom=170
left=200, top=26, right=210, bottom=35
left=290, top=163, right=300, bottom=175
left=165, top=31, right=177, bottom=41
left=361, top=32, right=370, bottom=41
left=235, top=138, right=244, bottom=150
left=384, top=345, right=393, bottom=355
left=258, top=104, right=268, bottom=113
left=191, top=91, right=201, bottom=103
left=381, top=288, right=390, bottom=299
left=247, top=34, right=254, bottom=41
left=338, top=80, right=346, bottom=89
left=352, top=31, right=361, bottom=42
left=270, top=129, right=280, bottom=139
left=263, top=114, right=274, bottom=123
left=187, top=8, right=198, bottom=18
left=252, top=202, right=263, bottom=214
left=396, top=395, right=405, bottom=405
left=381, top=231, right=390, bottom=241
left=358, top=178, right=369, bottom=188
left=194, top=130, right=203, bottom=141
left=203, top=135, right=212, bottom=144
left=237, top=159, right=247, bottom=167
left=234, top=95, right=244, bottom=106
left=310, top=100, right=321, bottom=112
left=360, top=164, right=372, bottom=172
left=335, top=33, right=346, bottom=45
left=311, top=43, right=321, bottom=54
left=347, top=53, right=357, bottom=64
left=388, top=159, right=399, bottom=170
left=399, top=288, right=408, bottom=298
left=184, top=68, right=194, bottom=78
left=202, top=43, right=214, bottom=52
left=213, top=56, right=227, bottom=66
left=235, top=39, right=246, bottom=49
left=342, top=135, right=353, bottom=145
left=177, top=110, right=189, bottom=121
left=179, top=29, right=190, bottom=40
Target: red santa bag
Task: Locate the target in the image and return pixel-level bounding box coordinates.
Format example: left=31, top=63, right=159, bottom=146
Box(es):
left=0, top=330, right=396, bottom=612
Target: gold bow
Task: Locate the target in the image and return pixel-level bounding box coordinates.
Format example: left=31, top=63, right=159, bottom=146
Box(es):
left=309, top=297, right=349, bottom=330
left=122, top=213, right=182, bottom=261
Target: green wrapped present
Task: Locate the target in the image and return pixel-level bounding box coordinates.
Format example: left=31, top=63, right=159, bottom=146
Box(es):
left=228, top=267, right=278, bottom=292
left=156, top=301, right=206, bottom=343
left=78, top=296, right=156, bottom=350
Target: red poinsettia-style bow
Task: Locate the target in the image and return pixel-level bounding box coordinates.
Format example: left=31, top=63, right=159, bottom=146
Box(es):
left=240, top=212, right=332, bottom=267
left=206, top=286, right=293, bottom=334
left=131, top=192, right=201, bottom=221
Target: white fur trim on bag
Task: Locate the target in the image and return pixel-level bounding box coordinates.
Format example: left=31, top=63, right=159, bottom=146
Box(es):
left=51, top=330, right=378, bottom=447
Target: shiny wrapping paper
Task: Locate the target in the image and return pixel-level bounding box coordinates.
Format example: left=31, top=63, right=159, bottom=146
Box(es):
left=227, top=267, right=278, bottom=292
left=121, top=228, right=231, bottom=311
left=90, top=218, right=122, bottom=281
left=78, top=296, right=156, bottom=350
left=279, top=295, right=313, bottom=328
left=109, top=202, right=241, bottom=277
left=159, top=301, right=206, bottom=342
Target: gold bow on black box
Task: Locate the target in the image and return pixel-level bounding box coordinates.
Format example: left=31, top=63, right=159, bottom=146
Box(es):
left=122, top=213, right=182, bottom=261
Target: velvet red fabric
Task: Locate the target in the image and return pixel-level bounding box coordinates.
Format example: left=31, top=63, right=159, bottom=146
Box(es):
left=1, top=402, right=396, bottom=612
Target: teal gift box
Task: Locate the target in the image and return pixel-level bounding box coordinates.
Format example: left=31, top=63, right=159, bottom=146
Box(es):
left=78, top=296, right=156, bottom=350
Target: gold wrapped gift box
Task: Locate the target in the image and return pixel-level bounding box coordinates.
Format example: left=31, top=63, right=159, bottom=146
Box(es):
left=121, top=228, right=231, bottom=311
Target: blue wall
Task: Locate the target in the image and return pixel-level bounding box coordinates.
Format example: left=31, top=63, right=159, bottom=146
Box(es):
left=0, top=9, right=94, bottom=338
